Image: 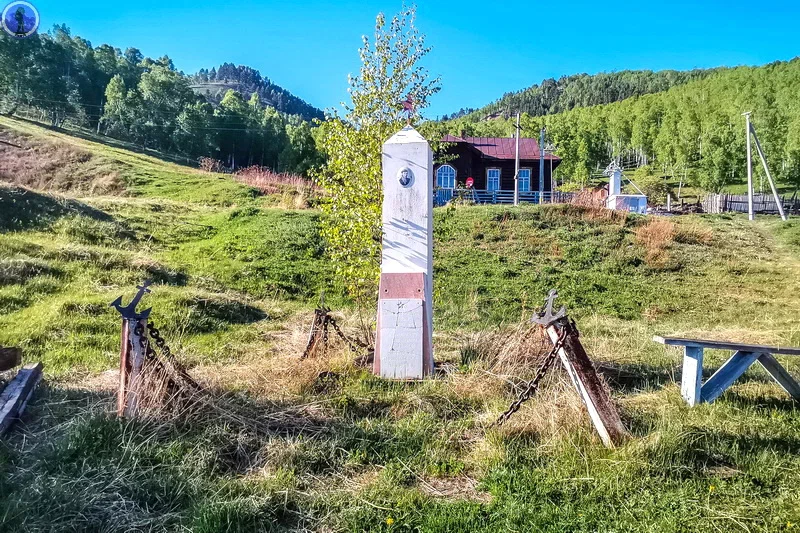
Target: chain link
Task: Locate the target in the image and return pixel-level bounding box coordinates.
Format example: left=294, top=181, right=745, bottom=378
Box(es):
left=128, top=319, right=200, bottom=390
left=493, top=327, right=569, bottom=427
left=328, top=316, right=371, bottom=353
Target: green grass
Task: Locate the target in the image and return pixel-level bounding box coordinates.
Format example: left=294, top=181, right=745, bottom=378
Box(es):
left=1, top=116, right=800, bottom=532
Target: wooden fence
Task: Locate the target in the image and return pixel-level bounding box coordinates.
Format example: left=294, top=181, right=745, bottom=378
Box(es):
left=702, top=193, right=800, bottom=215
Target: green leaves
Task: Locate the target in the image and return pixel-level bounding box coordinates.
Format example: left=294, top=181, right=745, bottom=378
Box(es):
left=313, top=6, right=441, bottom=299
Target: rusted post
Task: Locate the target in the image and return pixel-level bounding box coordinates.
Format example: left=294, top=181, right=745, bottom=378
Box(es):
left=117, top=318, right=130, bottom=417
left=534, top=290, right=629, bottom=447
left=302, top=307, right=329, bottom=359
left=124, top=318, right=148, bottom=417
left=111, top=280, right=153, bottom=418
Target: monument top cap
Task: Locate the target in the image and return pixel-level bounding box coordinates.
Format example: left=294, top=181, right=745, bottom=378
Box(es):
left=385, top=125, right=428, bottom=146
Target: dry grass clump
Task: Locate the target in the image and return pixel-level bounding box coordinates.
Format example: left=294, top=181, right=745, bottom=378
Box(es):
left=674, top=223, right=714, bottom=245
left=0, top=130, right=125, bottom=194
left=198, top=156, right=224, bottom=173
left=234, top=166, right=316, bottom=208
left=494, top=373, right=594, bottom=440
left=551, top=203, right=629, bottom=225
left=453, top=319, right=618, bottom=442
left=635, top=218, right=675, bottom=266
left=459, top=322, right=551, bottom=378
left=191, top=310, right=362, bottom=400
left=570, top=187, right=607, bottom=208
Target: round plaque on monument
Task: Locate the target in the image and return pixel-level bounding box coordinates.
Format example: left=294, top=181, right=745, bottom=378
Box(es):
left=397, top=167, right=414, bottom=188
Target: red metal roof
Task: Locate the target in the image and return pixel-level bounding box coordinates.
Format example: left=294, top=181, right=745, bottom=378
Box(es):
left=442, top=134, right=560, bottom=161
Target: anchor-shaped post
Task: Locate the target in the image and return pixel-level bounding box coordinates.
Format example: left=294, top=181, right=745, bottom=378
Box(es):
left=110, top=280, right=153, bottom=417
left=531, top=289, right=567, bottom=328
left=110, top=279, right=153, bottom=320
left=531, top=288, right=629, bottom=448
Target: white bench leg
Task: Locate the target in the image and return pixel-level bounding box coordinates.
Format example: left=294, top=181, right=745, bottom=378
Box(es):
left=681, top=346, right=704, bottom=406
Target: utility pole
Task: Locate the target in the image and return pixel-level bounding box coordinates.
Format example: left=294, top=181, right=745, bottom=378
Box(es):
left=514, top=112, right=520, bottom=206
left=750, top=120, right=788, bottom=221
left=743, top=112, right=754, bottom=221
left=539, top=126, right=546, bottom=203
left=96, top=97, right=103, bottom=135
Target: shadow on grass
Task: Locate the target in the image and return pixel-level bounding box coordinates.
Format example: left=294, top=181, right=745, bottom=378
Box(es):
left=0, top=185, right=112, bottom=231
left=597, top=361, right=679, bottom=393
left=641, top=425, right=800, bottom=481
left=722, top=391, right=799, bottom=413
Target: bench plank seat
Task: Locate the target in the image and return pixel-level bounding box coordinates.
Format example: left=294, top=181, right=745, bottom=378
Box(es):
left=653, top=336, right=800, bottom=356
left=653, top=335, right=800, bottom=406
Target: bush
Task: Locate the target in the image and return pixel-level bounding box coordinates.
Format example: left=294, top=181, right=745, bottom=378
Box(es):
left=198, top=157, right=225, bottom=173
left=631, top=166, right=673, bottom=205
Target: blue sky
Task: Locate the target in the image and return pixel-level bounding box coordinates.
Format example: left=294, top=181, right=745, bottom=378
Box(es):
left=30, top=0, right=800, bottom=117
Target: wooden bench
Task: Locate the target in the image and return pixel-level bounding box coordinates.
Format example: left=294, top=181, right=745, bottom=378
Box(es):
left=653, top=336, right=800, bottom=406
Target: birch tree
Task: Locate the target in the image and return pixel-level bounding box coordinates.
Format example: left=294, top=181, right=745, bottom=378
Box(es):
left=313, top=5, right=440, bottom=299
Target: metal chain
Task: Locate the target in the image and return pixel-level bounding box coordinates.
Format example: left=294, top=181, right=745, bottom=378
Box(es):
left=146, top=323, right=177, bottom=364
left=494, top=327, right=569, bottom=427
left=143, top=321, right=201, bottom=389
left=133, top=321, right=153, bottom=358
left=328, top=316, right=371, bottom=353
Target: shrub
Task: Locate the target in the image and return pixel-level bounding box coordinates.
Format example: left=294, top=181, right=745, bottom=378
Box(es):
left=631, top=166, right=674, bottom=205
left=198, top=157, right=225, bottom=173
left=234, top=167, right=316, bottom=208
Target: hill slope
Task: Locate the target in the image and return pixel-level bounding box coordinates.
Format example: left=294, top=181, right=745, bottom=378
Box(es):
left=0, top=28, right=322, bottom=173
left=1, top=117, right=800, bottom=531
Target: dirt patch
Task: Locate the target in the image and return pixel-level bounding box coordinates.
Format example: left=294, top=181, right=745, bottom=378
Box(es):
left=418, top=476, right=492, bottom=503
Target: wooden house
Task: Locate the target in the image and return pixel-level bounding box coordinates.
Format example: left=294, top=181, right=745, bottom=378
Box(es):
left=435, top=134, right=562, bottom=204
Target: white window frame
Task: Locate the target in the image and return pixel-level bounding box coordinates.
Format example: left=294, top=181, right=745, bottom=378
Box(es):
left=487, top=168, right=501, bottom=191
left=436, top=164, right=456, bottom=189
left=518, top=168, right=531, bottom=192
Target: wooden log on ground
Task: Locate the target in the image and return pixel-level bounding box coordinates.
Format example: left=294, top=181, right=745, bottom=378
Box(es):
left=0, top=362, right=43, bottom=436
left=0, top=347, right=22, bottom=371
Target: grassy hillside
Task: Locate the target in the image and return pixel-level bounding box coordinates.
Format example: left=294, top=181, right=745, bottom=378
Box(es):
left=1, top=117, right=800, bottom=531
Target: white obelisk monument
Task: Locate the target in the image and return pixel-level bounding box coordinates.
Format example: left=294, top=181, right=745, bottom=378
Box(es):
left=374, top=125, right=434, bottom=379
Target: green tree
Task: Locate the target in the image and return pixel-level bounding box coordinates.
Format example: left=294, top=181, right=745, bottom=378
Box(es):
left=313, top=5, right=440, bottom=298
left=100, top=74, right=127, bottom=134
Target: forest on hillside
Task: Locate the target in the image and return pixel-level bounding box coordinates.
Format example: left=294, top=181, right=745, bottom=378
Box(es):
left=443, top=60, right=800, bottom=193
left=190, top=63, right=324, bottom=121
left=0, top=26, right=322, bottom=174
left=460, top=68, right=722, bottom=120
